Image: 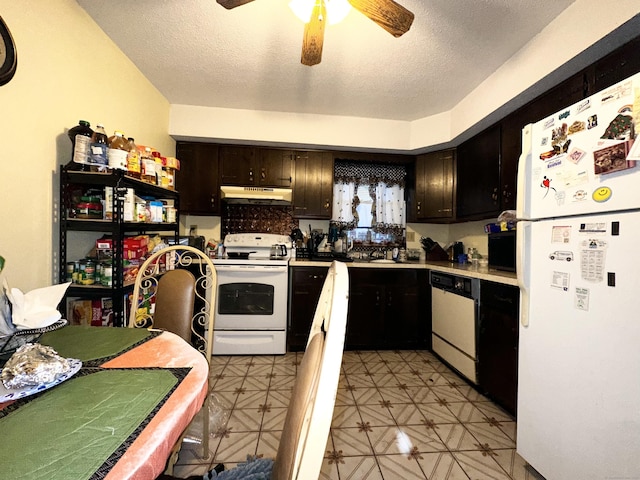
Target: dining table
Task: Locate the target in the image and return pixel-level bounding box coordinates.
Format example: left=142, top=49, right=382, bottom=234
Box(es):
left=0, top=325, right=210, bottom=480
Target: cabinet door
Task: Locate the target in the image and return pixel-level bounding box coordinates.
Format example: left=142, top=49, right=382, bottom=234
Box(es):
left=500, top=111, right=528, bottom=212
left=219, top=145, right=257, bottom=185
left=588, top=36, right=640, bottom=95
left=288, top=267, right=328, bottom=351
left=456, top=124, right=501, bottom=219
left=384, top=270, right=426, bottom=349
left=346, top=269, right=385, bottom=349
left=292, top=151, right=333, bottom=219
left=478, top=281, right=519, bottom=415
left=415, top=150, right=454, bottom=220
left=258, top=149, right=293, bottom=187
left=176, top=142, right=220, bottom=215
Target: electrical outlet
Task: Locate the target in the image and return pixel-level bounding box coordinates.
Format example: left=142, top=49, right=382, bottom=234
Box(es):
left=406, top=231, right=416, bottom=242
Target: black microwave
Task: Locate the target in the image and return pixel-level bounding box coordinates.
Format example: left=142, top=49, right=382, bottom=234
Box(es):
left=488, top=231, right=516, bottom=272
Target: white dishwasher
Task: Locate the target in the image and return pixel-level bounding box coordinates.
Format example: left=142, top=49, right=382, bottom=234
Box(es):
left=430, top=271, right=480, bottom=384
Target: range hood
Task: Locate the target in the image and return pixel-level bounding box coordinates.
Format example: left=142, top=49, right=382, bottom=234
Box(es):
left=220, top=185, right=293, bottom=205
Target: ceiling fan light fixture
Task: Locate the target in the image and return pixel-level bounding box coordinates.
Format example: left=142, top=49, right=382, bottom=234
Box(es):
left=289, top=0, right=351, bottom=25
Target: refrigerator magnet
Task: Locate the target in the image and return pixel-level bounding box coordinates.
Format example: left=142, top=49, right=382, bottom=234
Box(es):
left=574, top=287, right=589, bottom=311
left=0, top=16, right=17, bottom=86
left=551, top=271, right=570, bottom=291
left=592, top=186, right=612, bottom=202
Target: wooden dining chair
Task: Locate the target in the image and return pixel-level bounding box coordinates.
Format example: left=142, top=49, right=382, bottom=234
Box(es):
left=128, top=245, right=217, bottom=470
left=207, top=260, right=349, bottom=480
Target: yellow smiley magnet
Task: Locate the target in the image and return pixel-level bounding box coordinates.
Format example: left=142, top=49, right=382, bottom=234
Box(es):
left=592, top=186, right=612, bottom=202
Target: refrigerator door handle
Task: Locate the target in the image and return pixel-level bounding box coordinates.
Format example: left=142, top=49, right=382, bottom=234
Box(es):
left=516, top=124, right=533, bottom=221
left=517, top=221, right=531, bottom=327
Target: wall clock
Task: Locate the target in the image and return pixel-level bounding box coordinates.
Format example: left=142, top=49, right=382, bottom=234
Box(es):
left=0, top=16, right=17, bottom=86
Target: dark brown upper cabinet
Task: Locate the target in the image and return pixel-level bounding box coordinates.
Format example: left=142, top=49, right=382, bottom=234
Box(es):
left=455, top=124, right=502, bottom=220
left=175, top=142, right=220, bottom=215
left=413, top=149, right=455, bottom=222
left=292, top=151, right=333, bottom=219
left=218, top=145, right=292, bottom=188
left=256, top=149, right=293, bottom=187
left=218, top=145, right=257, bottom=186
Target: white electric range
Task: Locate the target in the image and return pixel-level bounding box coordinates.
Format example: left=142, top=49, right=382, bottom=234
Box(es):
left=211, top=233, right=292, bottom=355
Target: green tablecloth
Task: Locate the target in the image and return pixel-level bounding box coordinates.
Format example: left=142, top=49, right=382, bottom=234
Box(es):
left=40, top=325, right=154, bottom=364
left=0, top=368, right=184, bottom=480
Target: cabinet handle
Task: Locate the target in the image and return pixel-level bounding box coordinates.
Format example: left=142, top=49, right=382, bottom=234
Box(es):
left=417, top=201, right=421, bottom=213
left=261, top=168, right=266, bottom=180
left=210, top=195, right=216, bottom=207
left=324, top=199, right=330, bottom=210
left=387, top=291, right=392, bottom=307
left=376, top=291, right=380, bottom=305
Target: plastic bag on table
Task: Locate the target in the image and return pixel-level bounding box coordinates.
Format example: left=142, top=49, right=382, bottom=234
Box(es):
left=183, top=392, right=231, bottom=446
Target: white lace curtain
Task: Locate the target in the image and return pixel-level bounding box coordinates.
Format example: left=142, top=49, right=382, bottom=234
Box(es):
left=332, top=161, right=406, bottom=233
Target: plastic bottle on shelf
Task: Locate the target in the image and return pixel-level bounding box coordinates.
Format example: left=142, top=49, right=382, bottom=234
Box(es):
left=126, top=137, right=141, bottom=179
left=107, top=130, right=128, bottom=170
left=88, top=123, right=108, bottom=167
left=152, top=151, right=163, bottom=186
left=140, top=147, right=156, bottom=184
left=160, top=157, right=170, bottom=189
left=67, top=120, right=93, bottom=168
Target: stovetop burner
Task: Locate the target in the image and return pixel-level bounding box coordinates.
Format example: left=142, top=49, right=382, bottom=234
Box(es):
left=215, top=232, right=293, bottom=266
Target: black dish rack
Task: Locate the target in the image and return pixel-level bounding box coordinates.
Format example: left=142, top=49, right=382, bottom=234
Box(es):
left=0, top=319, right=67, bottom=360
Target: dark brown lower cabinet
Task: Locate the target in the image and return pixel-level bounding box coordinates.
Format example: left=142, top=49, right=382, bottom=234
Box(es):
left=346, top=268, right=429, bottom=350
left=288, top=266, right=329, bottom=351
left=288, top=266, right=429, bottom=352
left=478, top=281, right=519, bottom=416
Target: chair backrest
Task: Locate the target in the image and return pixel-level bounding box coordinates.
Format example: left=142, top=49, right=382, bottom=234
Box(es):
left=271, top=261, right=349, bottom=480
left=153, top=269, right=196, bottom=343
left=128, top=245, right=216, bottom=360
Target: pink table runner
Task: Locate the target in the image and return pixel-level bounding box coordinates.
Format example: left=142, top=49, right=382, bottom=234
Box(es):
left=102, top=331, right=209, bottom=480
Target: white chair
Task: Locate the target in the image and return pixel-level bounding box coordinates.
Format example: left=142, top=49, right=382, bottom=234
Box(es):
left=128, top=245, right=216, bottom=470
left=273, top=260, right=349, bottom=479
left=210, top=260, right=349, bottom=480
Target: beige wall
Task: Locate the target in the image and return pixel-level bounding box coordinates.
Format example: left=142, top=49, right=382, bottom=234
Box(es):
left=0, top=1, right=173, bottom=291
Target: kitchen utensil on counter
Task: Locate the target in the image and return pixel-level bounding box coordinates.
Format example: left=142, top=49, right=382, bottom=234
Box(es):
left=270, top=244, right=288, bottom=259
left=290, top=228, right=303, bottom=242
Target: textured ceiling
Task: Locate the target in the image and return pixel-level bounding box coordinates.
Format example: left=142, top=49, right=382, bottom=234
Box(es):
left=76, top=0, right=576, bottom=121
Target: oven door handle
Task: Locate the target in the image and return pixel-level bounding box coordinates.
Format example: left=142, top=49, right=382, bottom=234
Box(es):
left=215, top=265, right=288, bottom=273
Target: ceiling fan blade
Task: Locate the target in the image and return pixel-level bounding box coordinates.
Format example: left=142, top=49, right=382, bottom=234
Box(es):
left=216, top=0, right=255, bottom=9
left=348, top=0, right=414, bottom=37
left=301, top=1, right=326, bottom=66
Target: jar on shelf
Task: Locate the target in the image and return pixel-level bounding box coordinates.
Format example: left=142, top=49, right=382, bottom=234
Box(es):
left=140, top=147, right=156, bottom=184
left=126, top=137, right=141, bottom=179
left=107, top=130, right=128, bottom=171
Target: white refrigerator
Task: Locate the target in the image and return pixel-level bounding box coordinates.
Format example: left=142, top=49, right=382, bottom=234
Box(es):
left=516, top=72, right=640, bottom=480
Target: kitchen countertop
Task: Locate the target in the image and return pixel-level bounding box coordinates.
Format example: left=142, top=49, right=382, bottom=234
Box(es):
left=289, top=258, right=518, bottom=287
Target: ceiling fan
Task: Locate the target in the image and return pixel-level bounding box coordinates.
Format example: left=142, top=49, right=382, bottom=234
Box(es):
left=216, top=0, right=414, bottom=66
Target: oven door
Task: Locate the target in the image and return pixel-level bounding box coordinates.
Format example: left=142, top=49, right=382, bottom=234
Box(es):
left=214, top=264, right=288, bottom=329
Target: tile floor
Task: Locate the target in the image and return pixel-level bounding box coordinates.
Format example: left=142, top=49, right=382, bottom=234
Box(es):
left=172, top=350, right=546, bottom=480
